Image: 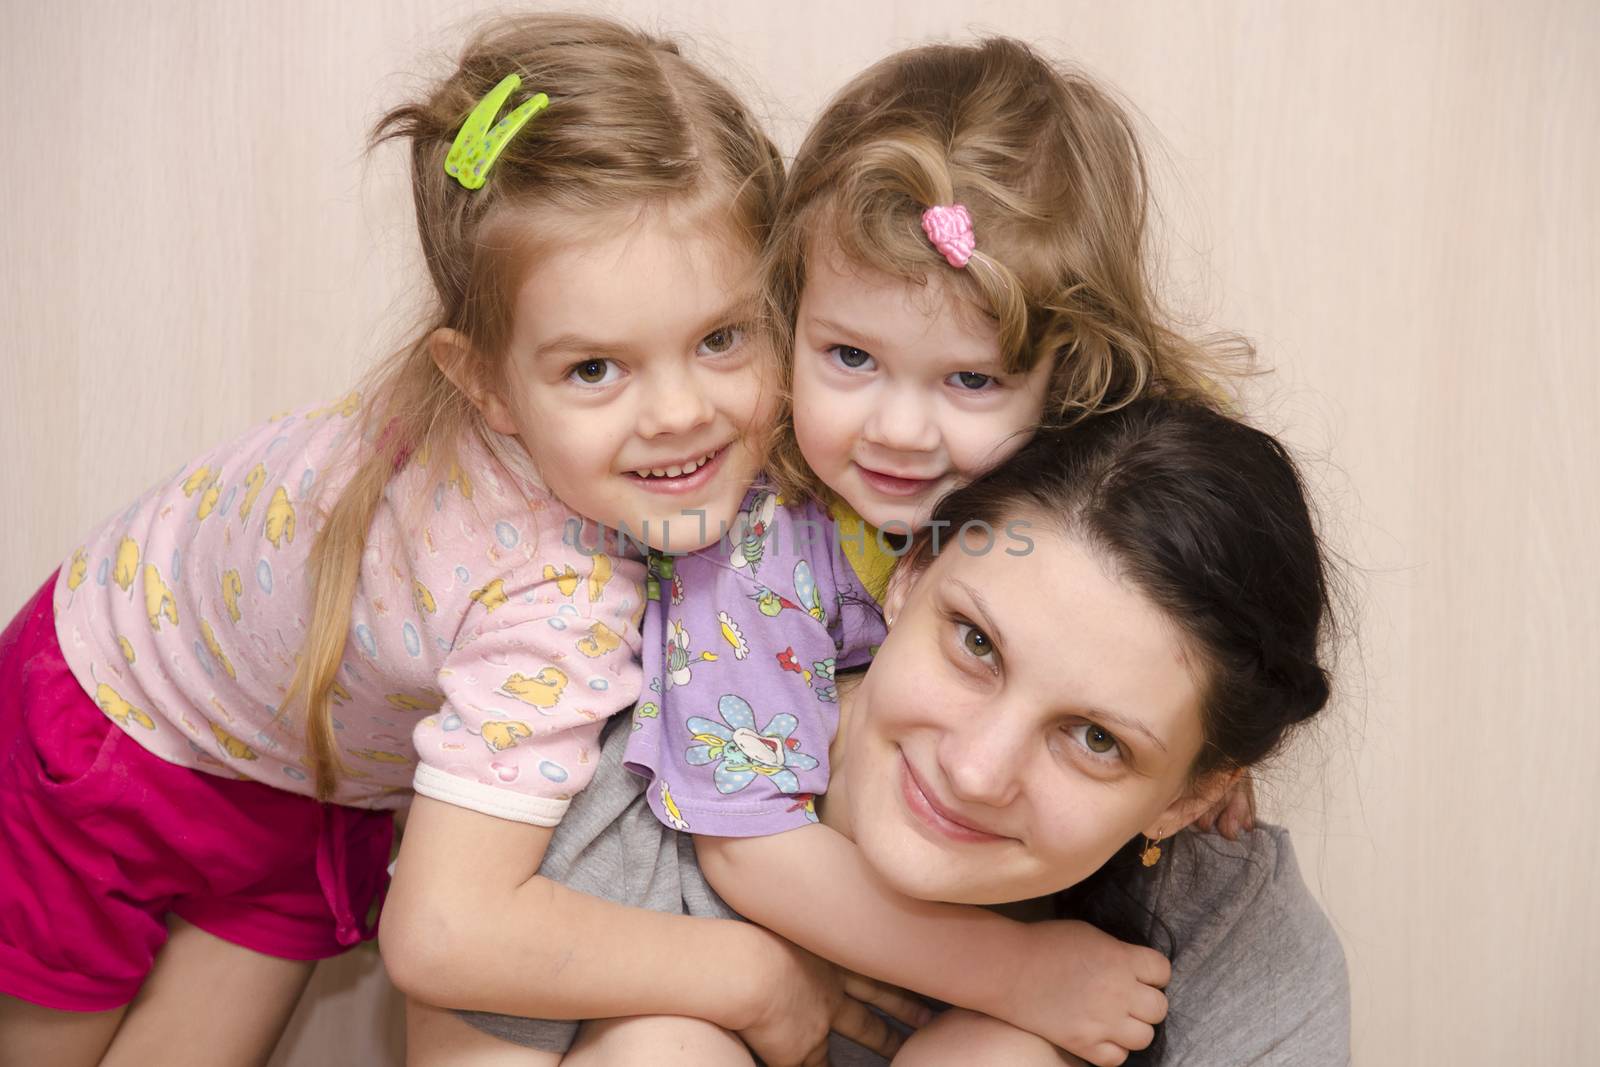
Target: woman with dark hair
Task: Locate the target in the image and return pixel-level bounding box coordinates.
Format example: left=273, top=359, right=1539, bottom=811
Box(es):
left=394, top=397, right=1348, bottom=1066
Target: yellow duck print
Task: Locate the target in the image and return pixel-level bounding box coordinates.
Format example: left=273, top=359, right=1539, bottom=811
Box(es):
left=144, top=564, right=178, bottom=631
left=330, top=679, right=351, bottom=706
left=469, top=579, right=508, bottom=613
left=221, top=569, right=243, bottom=622
left=181, top=466, right=217, bottom=497
left=500, top=667, right=568, bottom=708
left=239, top=463, right=267, bottom=521
left=481, top=720, right=533, bottom=751
left=196, top=481, right=222, bottom=521
left=448, top=462, right=474, bottom=500
left=386, top=692, right=439, bottom=712
left=576, top=621, right=622, bottom=659
left=543, top=564, right=580, bottom=598
left=117, top=635, right=136, bottom=664
left=96, top=682, right=155, bottom=730
left=113, top=537, right=140, bottom=592
left=199, top=618, right=236, bottom=679
left=68, top=548, right=88, bottom=591
left=265, top=487, right=296, bottom=548
left=210, top=721, right=259, bottom=761
left=588, top=553, right=614, bottom=602
left=413, top=579, right=437, bottom=616
left=351, top=748, right=409, bottom=764
left=308, top=391, right=361, bottom=420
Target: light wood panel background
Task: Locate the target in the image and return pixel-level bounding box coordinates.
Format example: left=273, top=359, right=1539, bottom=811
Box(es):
left=2, top=2, right=1594, bottom=1063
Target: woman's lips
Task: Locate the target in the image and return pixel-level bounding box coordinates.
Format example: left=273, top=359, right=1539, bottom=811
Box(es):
left=855, top=463, right=938, bottom=498
left=625, top=444, right=728, bottom=496
left=898, top=752, right=1006, bottom=844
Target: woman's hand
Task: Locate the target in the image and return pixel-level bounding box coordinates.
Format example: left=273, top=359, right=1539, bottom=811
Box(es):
left=992, top=918, right=1170, bottom=1067
left=1193, top=773, right=1256, bottom=840
left=733, top=927, right=930, bottom=1067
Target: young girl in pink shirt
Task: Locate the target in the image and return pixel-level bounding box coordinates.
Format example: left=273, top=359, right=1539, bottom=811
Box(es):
left=0, top=13, right=783, bottom=1064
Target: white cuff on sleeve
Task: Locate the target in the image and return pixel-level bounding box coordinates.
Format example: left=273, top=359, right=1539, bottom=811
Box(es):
left=412, top=763, right=570, bottom=827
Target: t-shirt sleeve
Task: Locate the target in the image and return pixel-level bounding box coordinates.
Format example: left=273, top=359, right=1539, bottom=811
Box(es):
left=411, top=552, right=643, bottom=826
left=624, top=493, right=882, bottom=837
left=1157, top=828, right=1351, bottom=1065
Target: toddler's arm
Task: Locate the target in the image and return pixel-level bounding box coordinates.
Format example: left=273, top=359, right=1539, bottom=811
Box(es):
left=696, top=824, right=1170, bottom=1065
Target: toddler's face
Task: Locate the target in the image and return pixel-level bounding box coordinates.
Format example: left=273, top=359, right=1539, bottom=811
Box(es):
left=490, top=201, right=776, bottom=553
left=791, top=242, right=1051, bottom=530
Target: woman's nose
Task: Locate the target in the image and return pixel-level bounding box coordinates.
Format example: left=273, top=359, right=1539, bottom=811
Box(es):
left=861, top=385, right=939, bottom=454
left=937, top=716, right=1025, bottom=810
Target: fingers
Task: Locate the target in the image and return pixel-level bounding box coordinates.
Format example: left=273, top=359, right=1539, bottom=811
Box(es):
left=1084, top=1041, right=1130, bottom=1066
left=840, top=973, right=933, bottom=1029
left=798, top=1038, right=831, bottom=1067
left=1131, top=981, right=1169, bottom=1026
left=1116, top=1017, right=1156, bottom=1053
left=829, top=996, right=905, bottom=1061
left=1133, top=946, right=1173, bottom=988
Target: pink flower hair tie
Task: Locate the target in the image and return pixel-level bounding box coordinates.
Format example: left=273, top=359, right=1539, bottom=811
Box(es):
left=921, top=203, right=976, bottom=269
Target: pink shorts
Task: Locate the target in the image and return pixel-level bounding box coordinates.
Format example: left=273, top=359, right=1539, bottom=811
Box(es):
left=0, top=574, right=395, bottom=1012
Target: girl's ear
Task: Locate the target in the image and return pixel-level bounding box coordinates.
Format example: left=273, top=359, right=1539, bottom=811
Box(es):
left=428, top=328, right=518, bottom=436
left=1144, top=767, right=1244, bottom=839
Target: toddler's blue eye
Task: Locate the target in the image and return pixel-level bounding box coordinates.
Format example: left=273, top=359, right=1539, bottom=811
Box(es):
left=831, top=346, right=873, bottom=370
left=951, top=371, right=994, bottom=390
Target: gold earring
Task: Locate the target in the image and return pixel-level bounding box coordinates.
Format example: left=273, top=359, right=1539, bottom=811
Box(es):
left=1140, top=834, right=1163, bottom=867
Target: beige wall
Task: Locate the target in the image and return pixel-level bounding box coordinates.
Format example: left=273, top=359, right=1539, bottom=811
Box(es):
left=3, top=1, right=1595, bottom=1063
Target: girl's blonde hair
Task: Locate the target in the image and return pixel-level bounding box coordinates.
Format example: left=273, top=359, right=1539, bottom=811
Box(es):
left=289, top=13, right=783, bottom=799
left=765, top=36, right=1247, bottom=500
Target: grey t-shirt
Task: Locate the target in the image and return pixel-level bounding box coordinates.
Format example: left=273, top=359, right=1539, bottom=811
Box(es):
left=460, top=720, right=1350, bottom=1065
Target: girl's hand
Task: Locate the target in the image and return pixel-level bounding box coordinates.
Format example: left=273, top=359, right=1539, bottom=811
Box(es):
left=994, top=919, right=1169, bottom=1067
left=1193, top=773, right=1257, bottom=840
left=735, top=928, right=930, bottom=1066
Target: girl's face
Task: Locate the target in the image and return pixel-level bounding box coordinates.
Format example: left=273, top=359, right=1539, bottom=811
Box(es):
left=831, top=522, right=1228, bottom=905
left=792, top=242, right=1052, bottom=530
left=475, top=200, right=775, bottom=553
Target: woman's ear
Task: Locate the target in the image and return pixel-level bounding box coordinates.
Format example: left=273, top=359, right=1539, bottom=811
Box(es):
left=882, top=558, right=922, bottom=628
left=428, top=328, right=518, bottom=436
left=1144, top=767, right=1245, bottom=839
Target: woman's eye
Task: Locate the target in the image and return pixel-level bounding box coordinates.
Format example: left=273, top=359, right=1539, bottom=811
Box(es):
left=1066, top=722, right=1121, bottom=760
left=949, top=371, right=995, bottom=391
left=828, top=345, right=875, bottom=371
left=699, top=326, right=745, bottom=356
left=958, top=622, right=994, bottom=659
left=568, top=358, right=616, bottom=386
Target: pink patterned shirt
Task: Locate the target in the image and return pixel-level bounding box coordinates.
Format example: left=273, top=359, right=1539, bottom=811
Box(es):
left=52, top=398, right=645, bottom=823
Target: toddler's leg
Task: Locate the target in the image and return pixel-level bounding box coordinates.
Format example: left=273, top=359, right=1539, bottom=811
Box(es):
left=0, top=995, right=126, bottom=1067
left=97, top=918, right=315, bottom=1067
left=406, top=999, right=562, bottom=1067
left=892, top=1008, right=1081, bottom=1066
left=563, top=1016, right=755, bottom=1066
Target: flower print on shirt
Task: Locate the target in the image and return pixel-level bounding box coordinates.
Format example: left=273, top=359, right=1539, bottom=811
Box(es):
left=684, top=693, right=818, bottom=795
left=662, top=619, right=717, bottom=690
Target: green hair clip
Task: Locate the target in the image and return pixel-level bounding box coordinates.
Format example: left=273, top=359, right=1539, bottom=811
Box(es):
left=445, top=74, right=550, bottom=190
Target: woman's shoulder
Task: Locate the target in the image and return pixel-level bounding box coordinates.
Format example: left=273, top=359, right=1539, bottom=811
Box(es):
left=1149, top=825, right=1350, bottom=1065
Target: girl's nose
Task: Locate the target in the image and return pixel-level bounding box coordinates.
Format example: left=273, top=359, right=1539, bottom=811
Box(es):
left=637, top=364, right=716, bottom=439
left=861, top=384, right=940, bottom=454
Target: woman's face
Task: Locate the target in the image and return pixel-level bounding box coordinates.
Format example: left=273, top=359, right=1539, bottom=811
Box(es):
left=833, top=520, right=1226, bottom=905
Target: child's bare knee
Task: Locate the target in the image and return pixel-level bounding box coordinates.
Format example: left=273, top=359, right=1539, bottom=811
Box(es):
left=893, top=1009, right=1070, bottom=1066
left=564, top=1016, right=753, bottom=1067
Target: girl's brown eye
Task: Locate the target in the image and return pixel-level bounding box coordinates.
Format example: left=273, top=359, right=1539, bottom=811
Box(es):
left=573, top=359, right=608, bottom=384
left=1084, top=724, right=1117, bottom=754
left=962, top=625, right=993, bottom=658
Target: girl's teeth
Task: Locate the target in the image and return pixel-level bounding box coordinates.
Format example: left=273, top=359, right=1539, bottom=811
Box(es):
left=639, top=451, right=712, bottom=479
